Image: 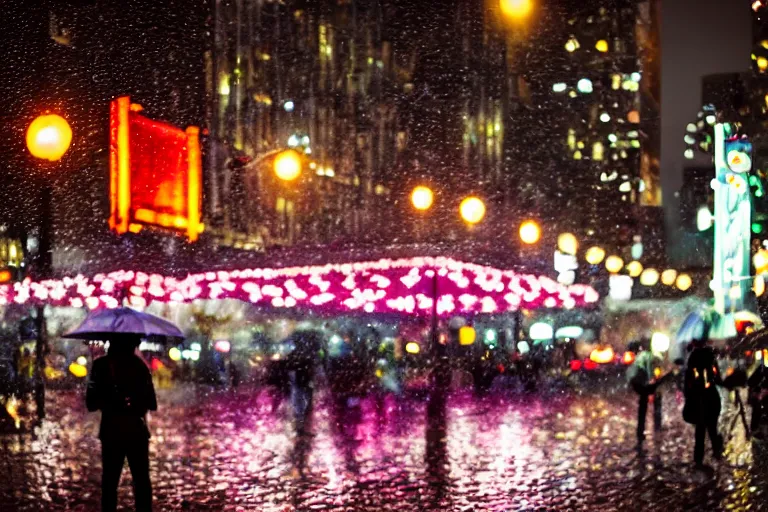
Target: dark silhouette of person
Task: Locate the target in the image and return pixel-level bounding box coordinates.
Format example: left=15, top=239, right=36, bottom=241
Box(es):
left=684, top=337, right=723, bottom=467
left=748, top=358, right=768, bottom=437
left=627, top=341, right=664, bottom=447
left=86, top=334, right=157, bottom=511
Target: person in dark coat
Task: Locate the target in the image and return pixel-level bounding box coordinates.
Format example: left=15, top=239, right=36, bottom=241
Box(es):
left=684, top=337, right=723, bottom=467
left=748, top=356, right=768, bottom=436
left=627, top=341, right=665, bottom=446
left=86, top=334, right=157, bottom=512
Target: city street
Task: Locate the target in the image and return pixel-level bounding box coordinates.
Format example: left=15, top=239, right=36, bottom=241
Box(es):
left=1, top=381, right=767, bottom=511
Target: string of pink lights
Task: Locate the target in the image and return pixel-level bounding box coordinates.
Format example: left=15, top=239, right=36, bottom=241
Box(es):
left=1, top=257, right=600, bottom=316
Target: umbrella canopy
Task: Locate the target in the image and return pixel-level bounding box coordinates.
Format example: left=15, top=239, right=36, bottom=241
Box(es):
left=63, top=307, right=185, bottom=341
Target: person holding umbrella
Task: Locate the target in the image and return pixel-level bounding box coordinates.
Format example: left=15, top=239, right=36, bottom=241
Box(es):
left=66, top=307, right=184, bottom=512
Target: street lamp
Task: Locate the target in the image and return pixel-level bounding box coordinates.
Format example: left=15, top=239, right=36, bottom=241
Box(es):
left=25, top=113, right=72, bottom=420
left=459, top=196, right=486, bottom=225
left=500, top=0, right=533, bottom=19
left=273, top=149, right=302, bottom=182
left=519, top=220, right=541, bottom=245
left=26, top=114, right=72, bottom=162
left=411, top=186, right=434, bottom=211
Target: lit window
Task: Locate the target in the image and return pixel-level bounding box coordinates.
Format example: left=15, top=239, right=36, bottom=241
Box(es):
left=630, top=140, right=640, bottom=148
left=628, top=130, right=639, bottom=138
left=627, top=111, right=640, bottom=123
left=612, top=74, right=621, bottom=90
left=595, top=40, right=608, bottom=52
left=686, top=123, right=697, bottom=133
left=600, top=112, right=611, bottom=122
left=759, top=57, right=768, bottom=71
left=608, top=134, right=618, bottom=143
left=619, top=182, right=632, bottom=192
left=573, top=150, right=583, bottom=160
left=600, top=171, right=618, bottom=182
left=631, top=72, right=641, bottom=82
left=552, top=82, right=567, bottom=93
left=684, top=134, right=695, bottom=145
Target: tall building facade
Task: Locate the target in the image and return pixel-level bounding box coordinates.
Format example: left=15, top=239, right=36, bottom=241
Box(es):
left=206, top=0, right=412, bottom=251
left=522, top=0, right=662, bottom=255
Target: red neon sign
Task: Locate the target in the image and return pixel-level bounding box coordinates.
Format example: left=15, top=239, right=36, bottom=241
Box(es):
left=109, top=97, right=202, bottom=241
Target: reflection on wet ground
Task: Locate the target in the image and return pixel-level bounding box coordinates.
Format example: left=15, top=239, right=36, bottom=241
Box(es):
left=1, top=383, right=768, bottom=511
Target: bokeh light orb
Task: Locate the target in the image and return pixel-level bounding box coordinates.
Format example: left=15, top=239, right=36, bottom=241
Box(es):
left=519, top=220, right=541, bottom=245
left=459, top=197, right=486, bottom=225
left=676, top=273, right=693, bottom=291
left=273, top=149, right=302, bottom=181
left=26, top=114, right=72, bottom=162
left=640, top=268, right=660, bottom=286
left=661, top=269, right=678, bottom=286
left=605, top=255, right=624, bottom=274
left=557, top=232, right=578, bottom=255
left=500, top=0, right=533, bottom=19
left=585, top=246, right=606, bottom=265
left=626, top=260, right=643, bottom=278
left=411, top=186, right=434, bottom=211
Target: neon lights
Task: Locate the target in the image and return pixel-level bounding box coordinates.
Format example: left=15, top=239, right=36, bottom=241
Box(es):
left=0, top=257, right=597, bottom=315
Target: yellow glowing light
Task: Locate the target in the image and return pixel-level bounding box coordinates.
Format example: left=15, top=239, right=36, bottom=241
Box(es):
left=589, top=347, right=615, bottom=364
left=755, top=275, right=766, bottom=297
left=169, top=347, right=182, bottom=361
left=459, top=197, right=486, bottom=225
left=499, top=0, right=533, bottom=19
left=640, top=268, right=660, bottom=286
left=755, top=249, right=768, bottom=275
left=459, top=326, right=477, bottom=346
left=411, top=186, right=434, bottom=211
left=759, top=57, right=768, bottom=71
left=405, top=342, right=421, bottom=354
left=676, top=273, right=693, bottom=291
left=605, top=255, right=624, bottom=274
left=626, top=261, right=643, bottom=278
left=557, top=233, right=578, bottom=255
left=519, top=220, right=541, bottom=245
left=585, top=246, right=606, bottom=265
left=274, top=149, right=302, bottom=181
left=26, top=114, right=72, bottom=162
left=658, top=269, right=675, bottom=286
left=595, top=39, right=608, bottom=52
left=68, top=363, right=88, bottom=378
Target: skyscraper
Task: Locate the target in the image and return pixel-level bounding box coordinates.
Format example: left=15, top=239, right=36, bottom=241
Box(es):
left=521, top=0, right=662, bottom=253
left=207, top=0, right=411, bottom=251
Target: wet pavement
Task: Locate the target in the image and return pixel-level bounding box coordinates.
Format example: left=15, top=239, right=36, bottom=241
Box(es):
left=2, top=380, right=768, bottom=511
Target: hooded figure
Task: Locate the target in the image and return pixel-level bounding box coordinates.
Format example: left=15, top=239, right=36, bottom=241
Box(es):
left=683, top=337, right=723, bottom=467
left=86, top=335, right=157, bottom=511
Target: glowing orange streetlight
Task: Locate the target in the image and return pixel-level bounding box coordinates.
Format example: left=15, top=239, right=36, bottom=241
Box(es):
left=500, top=0, right=533, bottom=20
left=26, top=114, right=72, bottom=162
left=519, top=220, right=541, bottom=245
left=459, top=196, right=486, bottom=225
left=411, top=186, right=434, bottom=211
left=273, top=149, right=302, bottom=181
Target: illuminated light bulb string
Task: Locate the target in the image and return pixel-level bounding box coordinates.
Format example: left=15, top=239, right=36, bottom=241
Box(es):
left=1, top=257, right=599, bottom=316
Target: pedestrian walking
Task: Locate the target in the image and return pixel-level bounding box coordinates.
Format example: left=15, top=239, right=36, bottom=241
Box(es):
left=683, top=337, right=724, bottom=468
left=627, top=341, right=666, bottom=447
left=86, top=334, right=157, bottom=511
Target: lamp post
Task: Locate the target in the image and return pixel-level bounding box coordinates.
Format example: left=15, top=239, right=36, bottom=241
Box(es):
left=411, top=185, right=434, bottom=241
left=272, top=149, right=302, bottom=242
left=25, top=113, right=72, bottom=420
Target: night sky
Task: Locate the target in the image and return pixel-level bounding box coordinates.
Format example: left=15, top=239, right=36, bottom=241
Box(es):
left=661, top=0, right=751, bottom=236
